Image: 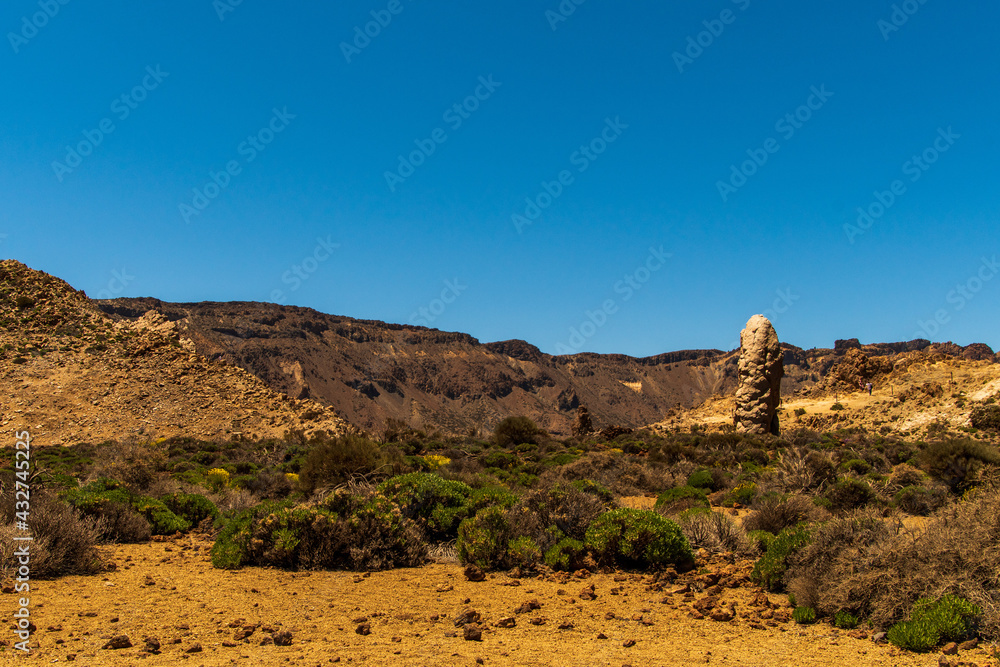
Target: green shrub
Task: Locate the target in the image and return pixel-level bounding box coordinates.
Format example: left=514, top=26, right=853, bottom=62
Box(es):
left=793, top=606, right=816, bottom=624
left=468, top=485, right=518, bottom=513
left=298, top=434, right=386, bottom=495
left=161, top=492, right=218, bottom=526
left=570, top=479, right=614, bottom=503
left=65, top=479, right=190, bottom=536
left=794, top=408, right=807, bottom=417
left=723, top=482, right=757, bottom=507
left=919, top=438, right=1000, bottom=493
left=456, top=506, right=511, bottom=570
left=483, top=450, right=519, bottom=470
left=887, top=594, right=980, bottom=652
left=825, top=478, right=875, bottom=511
left=584, top=508, right=693, bottom=570
left=840, top=459, right=871, bottom=475
left=830, top=403, right=845, bottom=411
left=544, top=537, right=587, bottom=571
left=747, top=529, right=775, bottom=554
left=494, top=416, right=543, bottom=448
left=834, top=610, right=859, bottom=629
left=886, top=618, right=940, bottom=652
left=892, top=485, right=943, bottom=516
left=507, top=536, right=542, bottom=569
left=686, top=468, right=714, bottom=489
left=654, top=485, right=709, bottom=512
left=378, top=473, right=472, bottom=539
left=210, top=491, right=426, bottom=571
left=750, top=524, right=811, bottom=591
left=15, top=296, right=34, bottom=309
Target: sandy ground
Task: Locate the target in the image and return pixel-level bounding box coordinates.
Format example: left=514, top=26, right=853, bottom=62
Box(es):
left=2, top=533, right=992, bottom=667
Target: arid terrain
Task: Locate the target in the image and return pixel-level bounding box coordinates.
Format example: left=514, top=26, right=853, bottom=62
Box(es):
left=6, top=530, right=991, bottom=667
left=2, top=260, right=999, bottom=667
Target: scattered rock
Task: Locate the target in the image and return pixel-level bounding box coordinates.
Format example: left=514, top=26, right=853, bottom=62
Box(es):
left=454, top=609, right=482, bottom=626
left=958, top=639, right=978, bottom=651
left=144, top=637, right=160, bottom=653
left=273, top=631, right=293, bottom=646
left=463, top=625, right=482, bottom=641
left=464, top=565, right=486, bottom=582
left=185, top=643, right=203, bottom=653
left=528, top=617, right=547, bottom=626
left=514, top=600, right=541, bottom=614
left=709, top=606, right=734, bottom=622
left=579, top=584, right=597, bottom=601
left=355, top=623, right=371, bottom=636
left=941, top=642, right=958, bottom=655
left=494, top=617, right=516, bottom=628
left=596, top=633, right=608, bottom=640
left=623, top=639, right=636, bottom=648
left=871, top=632, right=887, bottom=643
left=103, top=635, right=132, bottom=650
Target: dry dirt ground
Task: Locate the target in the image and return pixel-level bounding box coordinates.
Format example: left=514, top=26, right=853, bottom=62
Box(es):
left=3, top=533, right=995, bottom=667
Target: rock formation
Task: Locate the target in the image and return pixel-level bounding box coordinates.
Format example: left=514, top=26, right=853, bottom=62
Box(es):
left=734, top=315, right=783, bottom=434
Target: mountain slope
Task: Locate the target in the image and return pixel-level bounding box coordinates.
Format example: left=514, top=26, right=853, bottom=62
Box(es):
left=0, top=260, right=351, bottom=445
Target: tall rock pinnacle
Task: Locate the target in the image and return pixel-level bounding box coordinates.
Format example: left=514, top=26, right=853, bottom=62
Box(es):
left=734, top=314, right=783, bottom=435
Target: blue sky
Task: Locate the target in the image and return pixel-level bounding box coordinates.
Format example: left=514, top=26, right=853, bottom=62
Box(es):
left=2, top=0, right=998, bottom=356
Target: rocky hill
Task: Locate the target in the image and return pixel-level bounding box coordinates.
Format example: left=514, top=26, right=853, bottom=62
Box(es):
left=95, top=297, right=995, bottom=438
left=0, top=260, right=352, bottom=445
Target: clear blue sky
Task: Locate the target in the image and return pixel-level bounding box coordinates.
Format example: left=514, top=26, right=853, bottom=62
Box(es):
left=2, top=1, right=998, bottom=355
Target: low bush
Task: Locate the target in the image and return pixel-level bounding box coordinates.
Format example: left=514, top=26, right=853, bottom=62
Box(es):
left=970, top=404, right=1000, bottom=431
left=834, top=610, right=859, bottom=629
left=750, top=523, right=811, bottom=592
left=654, top=485, right=709, bottom=514
left=892, top=485, right=945, bottom=516
left=377, top=473, right=472, bottom=539
left=506, top=483, right=608, bottom=552
left=793, top=606, right=816, bottom=624
left=456, top=506, right=511, bottom=570
left=919, top=438, right=1000, bottom=493
left=825, top=478, right=876, bottom=512
left=161, top=492, right=218, bottom=526
left=494, top=416, right=543, bottom=448
left=65, top=479, right=190, bottom=536
left=585, top=508, right=693, bottom=570
left=887, top=595, right=981, bottom=652
left=677, top=509, right=752, bottom=555
left=298, top=434, right=387, bottom=495
left=742, top=494, right=820, bottom=535
left=210, top=490, right=426, bottom=571
left=0, top=490, right=103, bottom=578
left=507, top=536, right=542, bottom=569
left=468, top=485, right=518, bottom=513
left=544, top=537, right=587, bottom=571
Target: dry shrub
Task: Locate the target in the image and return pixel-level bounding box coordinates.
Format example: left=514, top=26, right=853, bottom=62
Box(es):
left=89, top=437, right=167, bottom=492
left=677, top=509, right=753, bottom=555
left=760, top=448, right=836, bottom=495
left=540, top=452, right=670, bottom=496
left=215, top=487, right=257, bottom=514
left=742, top=494, right=826, bottom=535
left=785, top=484, right=1000, bottom=638
left=888, top=463, right=926, bottom=489
left=0, top=491, right=103, bottom=578
left=93, top=501, right=152, bottom=543
left=506, top=482, right=609, bottom=552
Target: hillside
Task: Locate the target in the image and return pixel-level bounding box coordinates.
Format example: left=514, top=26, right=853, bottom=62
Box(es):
left=0, top=260, right=351, bottom=445
left=96, top=297, right=996, bottom=438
